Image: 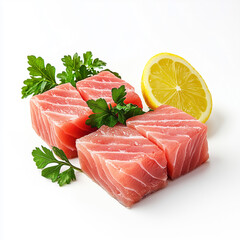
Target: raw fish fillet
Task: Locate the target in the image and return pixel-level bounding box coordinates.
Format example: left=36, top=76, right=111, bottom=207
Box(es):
left=76, top=124, right=167, bottom=207
left=127, top=105, right=209, bottom=179
left=76, top=71, right=143, bottom=108
left=30, top=83, right=94, bottom=158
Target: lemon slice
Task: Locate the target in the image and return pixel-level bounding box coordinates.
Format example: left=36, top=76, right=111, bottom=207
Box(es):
left=141, top=53, right=212, bottom=123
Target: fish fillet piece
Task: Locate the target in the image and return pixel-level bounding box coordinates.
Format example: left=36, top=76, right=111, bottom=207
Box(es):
left=127, top=105, right=209, bottom=179
left=30, top=83, right=94, bottom=158
left=76, top=124, right=167, bottom=207
left=76, top=71, right=143, bottom=108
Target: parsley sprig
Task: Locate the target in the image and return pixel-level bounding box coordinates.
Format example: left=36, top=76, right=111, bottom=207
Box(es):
left=32, top=146, right=82, bottom=186
left=86, top=85, right=145, bottom=128
left=21, top=56, right=57, bottom=98
left=22, top=51, right=121, bottom=98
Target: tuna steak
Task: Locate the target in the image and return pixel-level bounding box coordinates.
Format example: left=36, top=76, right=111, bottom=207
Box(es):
left=30, top=83, right=94, bottom=158
left=76, top=124, right=167, bottom=207
left=76, top=71, right=143, bottom=108
left=127, top=105, right=209, bottom=179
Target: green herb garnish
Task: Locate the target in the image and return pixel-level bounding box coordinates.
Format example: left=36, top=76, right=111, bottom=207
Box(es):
left=86, top=85, right=145, bottom=128
left=22, top=51, right=121, bottom=98
left=21, top=56, right=57, bottom=98
left=32, top=146, right=82, bottom=186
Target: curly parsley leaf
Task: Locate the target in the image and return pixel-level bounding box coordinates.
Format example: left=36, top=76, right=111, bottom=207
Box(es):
left=42, top=165, right=62, bottom=182
left=112, top=85, right=126, bottom=104
left=22, top=56, right=57, bottom=98
left=57, top=51, right=119, bottom=87
left=32, top=146, right=82, bottom=186
left=22, top=52, right=121, bottom=98
left=86, top=85, right=145, bottom=128
left=62, top=53, right=82, bottom=70
left=87, top=98, right=109, bottom=113
left=58, top=168, right=76, bottom=186
left=86, top=98, right=118, bottom=128
left=92, top=58, right=106, bottom=68
left=83, top=51, right=94, bottom=66
left=57, top=67, right=75, bottom=86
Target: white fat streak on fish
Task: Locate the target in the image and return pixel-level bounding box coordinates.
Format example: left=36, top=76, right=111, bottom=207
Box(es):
left=98, top=155, right=135, bottom=202
left=138, top=161, right=165, bottom=180
left=79, top=141, right=154, bottom=147
left=39, top=104, right=80, bottom=151
left=189, top=129, right=206, bottom=171
left=37, top=102, right=61, bottom=150
left=106, top=160, right=148, bottom=187
left=79, top=143, right=121, bottom=198
left=78, top=87, right=110, bottom=92
left=105, top=156, right=166, bottom=195
left=97, top=130, right=144, bottom=139
left=90, top=152, right=123, bottom=197
left=127, top=113, right=189, bottom=122
left=32, top=85, right=90, bottom=157
left=128, top=119, right=199, bottom=124
left=180, top=132, right=200, bottom=175
left=90, top=147, right=137, bottom=203
left=147, top=154, right=167, bottom=170
left=136, top=129, right=179, bottom=169
left=171, top=143, right=180, bottom=168
left=80, top=78, right=131, bottom=85
left=41, top=110, right=52, bottom=144
left=37, top=103, right=49, bottom=141
left=77, top=125, right=168, bottom=205
left=149, top=112, right=188, bottom=116
left=46, top=89, right=81, bottom=99
left=144, top=128, right=193, bottom=139
left=42, top=103, right=89, bottom=116
left=154, top=138, right=180, bottom=167
left=45, top=110, right=57, bottom=146
left=48, top=95, right=84, bottom=100
left=43, top=110, right=90, bottom=127
left=85, top=138, right=156, bottom=201
left=52, top=87, right=79, bottom=93
left=143, top=127, right=205, bottom=177
left=79, top=79, right=119, bottom=85
left=77, top=145, right=102, bottom=184
left=35, top=100, right=47, bottom=140
left=134, top=125, right=188, bottom=142
left=43, top=111, right=79, bottom=123
left=175, top=136, right=191, bottom=177
left=105, top=162, right=142, bottom=197
left=80, top=86, right=135, bottom=93
left=87, top=96, right=113, bottom=102
left=49, top=116, right=57, bottom=147
left=132, top=124, right=202, bottom=130
left=37, top=98, right=88, bottom=109
left=38, top=93, right=86, bottom=104
left=44, top=107, right=88, bottom=117
left=106, top=154, right=166, bottom=181
left=88, top=150, right=155, bottom=156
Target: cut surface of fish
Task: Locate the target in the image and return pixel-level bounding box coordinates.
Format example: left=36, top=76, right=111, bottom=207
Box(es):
left=76, top=71, right=143, bottom=108
left=127, top=105, right=209, bottom=179
left=76, top=124, right=167, bottom=207
left=30, top=83, right=94, bottom=158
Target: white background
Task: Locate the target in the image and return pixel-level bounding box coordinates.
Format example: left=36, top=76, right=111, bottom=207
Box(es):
left=1, top=0, right=240, bottom=239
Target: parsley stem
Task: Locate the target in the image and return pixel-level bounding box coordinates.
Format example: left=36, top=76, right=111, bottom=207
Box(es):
left=59, top=161, right=83, bottom=172
left=51, top=157, right=83, bottom=172
left=67, top=162, right=83, bottom=172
